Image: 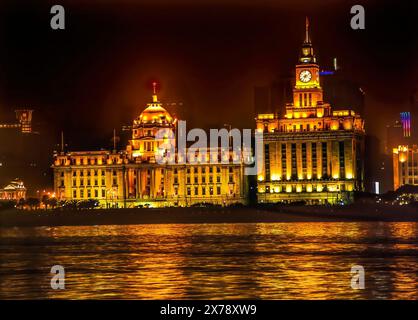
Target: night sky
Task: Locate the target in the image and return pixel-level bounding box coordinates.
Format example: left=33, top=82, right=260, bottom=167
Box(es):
left=0, top=0, right=417, bottom=150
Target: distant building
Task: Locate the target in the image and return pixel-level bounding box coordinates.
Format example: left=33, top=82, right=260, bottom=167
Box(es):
left=0, top=109, right=44, bottom=193
left=400, top=112, right=412, bottom=138
left=0, top=110, right=33, bottom=134
left=385, top=120, right=405, bottom=155
left=393, top=145, right=418, bottom=190
left=379, top=113, right=416, bottom=193
left=255, top=19, right=365, bottom=204
left=0, top=179, right=26, bottom=200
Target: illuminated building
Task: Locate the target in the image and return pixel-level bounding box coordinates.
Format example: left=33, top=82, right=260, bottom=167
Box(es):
left=393, top=145, right=418, bottom=190
left=0, top=179, right=26, bottom=200
left=385, top=120, right=404, bottom=155
left=0, top=109, right=47, bottom=193
left=0, top=110, right=33, bottom=133
left=256, top=18, right=365, bottom=204
left=52, top=84, right=248, bottom=208
left=400, top=112, right=411, bottom=138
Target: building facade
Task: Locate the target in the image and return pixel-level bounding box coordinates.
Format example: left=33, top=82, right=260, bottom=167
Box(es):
left=393, top=145, right=418, bottom=190
left=52, top=90, right=248, bottom=208
left=255, top=19, right=365, bottom=204
left=0, top=179, right=26, bottom=201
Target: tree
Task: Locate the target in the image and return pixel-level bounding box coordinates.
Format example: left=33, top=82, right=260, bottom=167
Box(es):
left=48, top=197, right=58, bottom=209
left=0, top=200, right=16, bottom=211
left=26, top=197, right=40, bottom=210
left=77, top=199, right=99, bottom=210
left=18, top=198, right=26, bottom=210
left=41, top=195, right=50, bottom=209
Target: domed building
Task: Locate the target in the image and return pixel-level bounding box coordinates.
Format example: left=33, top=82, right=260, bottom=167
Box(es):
left=52, top=84, right=248, bottom=208
left=127, top=86, right=176, bottom=161
left=0, top=179, right=26, bottom=200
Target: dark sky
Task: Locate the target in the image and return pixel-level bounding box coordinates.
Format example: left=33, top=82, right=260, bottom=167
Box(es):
left=0, top=0, right=417, bottom=150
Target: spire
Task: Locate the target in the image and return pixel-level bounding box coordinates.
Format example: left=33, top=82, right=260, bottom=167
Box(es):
left=299, top=17, right=316, bottom=64
left=152, top=82, right=158, bottom=102
left=61, top=131, right=64, bottom=153
left=113, top=128, right=116, bottom=151
left=305, top=16, right=310, bottom=43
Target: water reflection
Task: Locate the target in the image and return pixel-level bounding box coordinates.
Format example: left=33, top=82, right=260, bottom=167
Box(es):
left=1, top=222, right=417, bottom=299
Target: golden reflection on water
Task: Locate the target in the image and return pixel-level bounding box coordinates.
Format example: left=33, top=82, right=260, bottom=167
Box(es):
left=1, top=222, right=418, bottom=299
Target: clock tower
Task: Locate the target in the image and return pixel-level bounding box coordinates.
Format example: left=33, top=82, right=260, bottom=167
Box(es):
left=293, top=17, right=324, bottom=110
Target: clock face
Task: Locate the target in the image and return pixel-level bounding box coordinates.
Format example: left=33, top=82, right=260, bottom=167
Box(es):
left=299, top=70, right=312, bottom=83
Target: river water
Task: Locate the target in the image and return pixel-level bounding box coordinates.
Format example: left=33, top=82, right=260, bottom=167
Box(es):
left=0, top=222, right=417, bottom=299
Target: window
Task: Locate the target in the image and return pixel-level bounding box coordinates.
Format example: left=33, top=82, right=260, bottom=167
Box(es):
left=312, top=142, right=317, bottom=177
left=217, top=176, right=221, bottom=183
left=302, top=143, right=307, bottom=178
left=80, top=189, right=84, bottom=198
left=265, top=143, right=270, bottom=181
left=101, top=189, right=105, bottom=198
left=73, top=190, right=77, bottom=198
left=216, top=186, right=221, bottom=195
left=281, top=144, right=287, bottom=179
left=339, top=141, right=345, bottom=178
left=322, top=142, right=328, bottom=177
left=94, top=190, right=98, bottom=198
left=194, top=186, right=198, bottom=195
left=216, top=167, right=221, bottom=173
left=202, top=187, right=206, bottom=195
left=291, top=143, right=297, bottom=178
left=87, top=189, right=91, bottom=198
